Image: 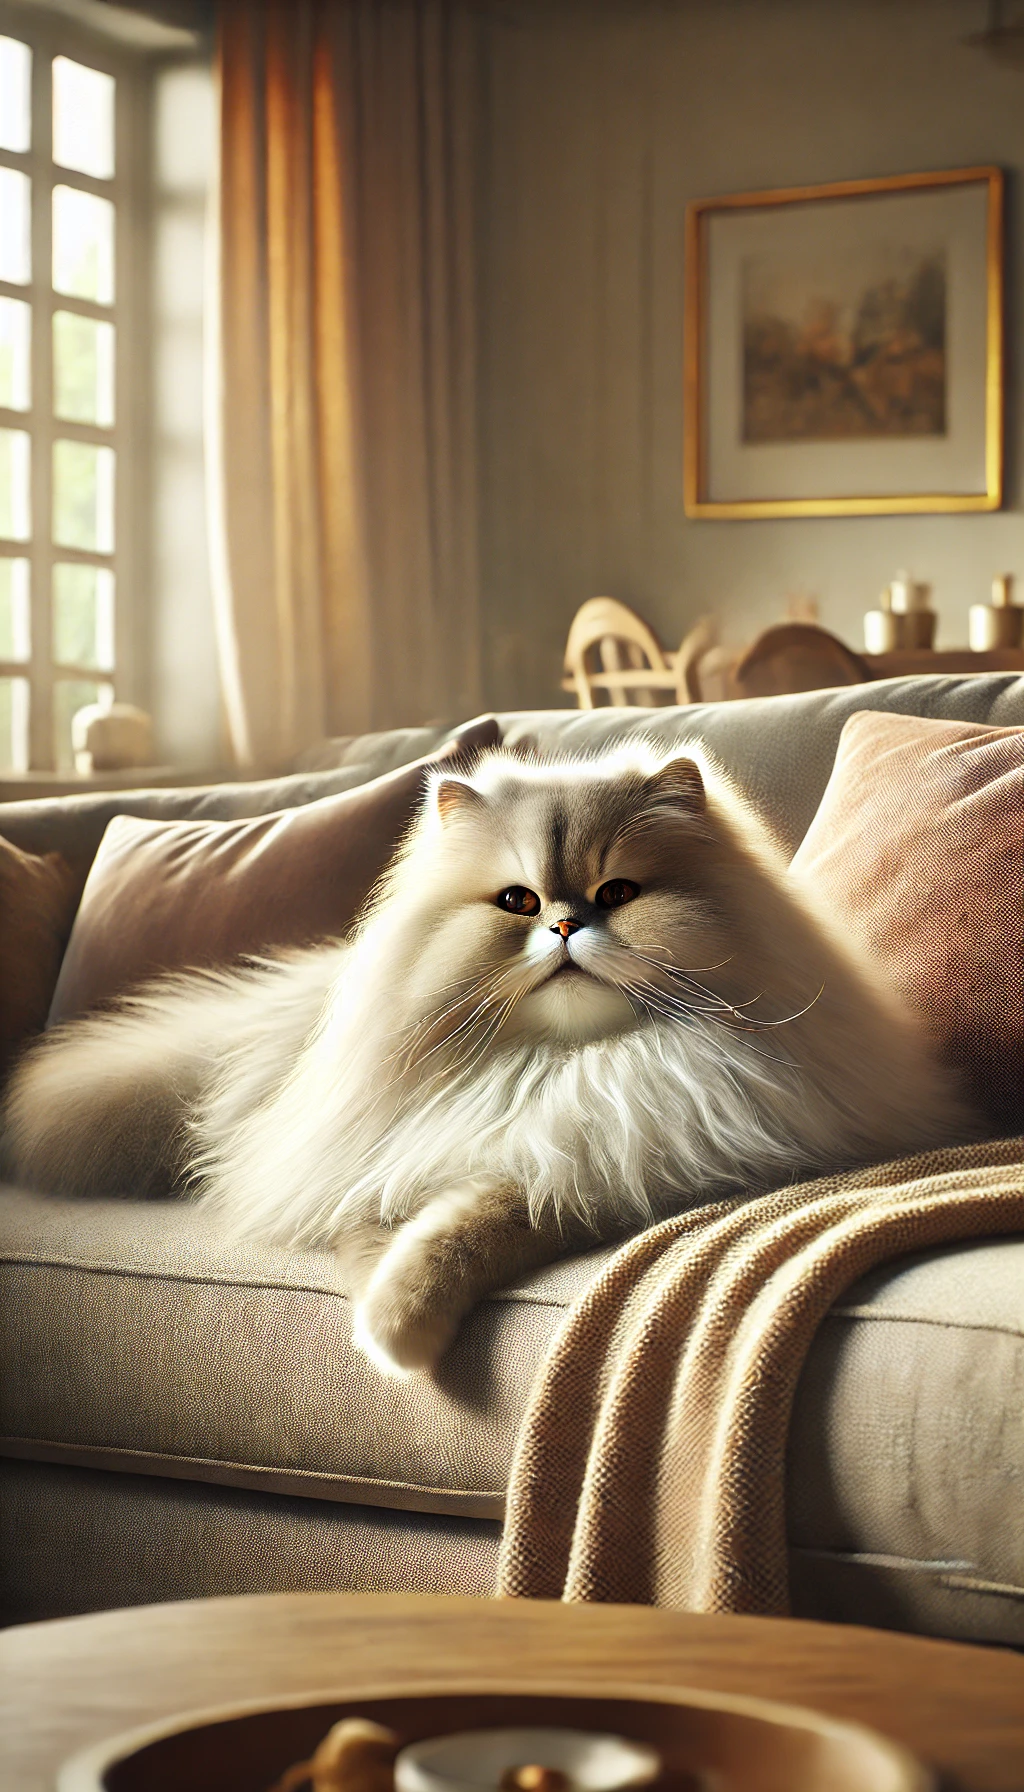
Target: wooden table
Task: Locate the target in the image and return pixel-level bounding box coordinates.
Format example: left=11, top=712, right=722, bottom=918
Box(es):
left=862, top=647, right=1024, bottom=680
left=3, top=1593, right=1024, bottom=1790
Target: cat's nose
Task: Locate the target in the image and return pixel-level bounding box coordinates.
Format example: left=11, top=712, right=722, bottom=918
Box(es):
left=551, top=918, right=582, bottom=938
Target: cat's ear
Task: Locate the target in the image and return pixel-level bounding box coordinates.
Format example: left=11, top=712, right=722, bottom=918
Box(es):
left=646, top=756, right=705, bottom=815
left=435, top=777, right=487, bottom=824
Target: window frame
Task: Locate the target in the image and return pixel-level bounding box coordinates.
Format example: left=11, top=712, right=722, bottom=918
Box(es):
left=0, top=1, right=148, bottom=773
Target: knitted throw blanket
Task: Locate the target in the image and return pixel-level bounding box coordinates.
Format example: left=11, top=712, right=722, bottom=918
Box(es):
left=497, top=1139, right=1024, bottom=1613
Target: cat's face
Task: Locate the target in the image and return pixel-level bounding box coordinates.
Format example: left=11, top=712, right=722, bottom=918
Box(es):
left=388, top=748, right=732, bottom=1053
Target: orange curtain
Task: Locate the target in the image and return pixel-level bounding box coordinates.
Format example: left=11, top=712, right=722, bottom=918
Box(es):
left=209, top=0, right=484, bottom=768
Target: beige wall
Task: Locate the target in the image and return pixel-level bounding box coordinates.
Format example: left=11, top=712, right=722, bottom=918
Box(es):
left=148, top=57, right=222, bottom=768
left=477, top=0, right=1024, bottom=711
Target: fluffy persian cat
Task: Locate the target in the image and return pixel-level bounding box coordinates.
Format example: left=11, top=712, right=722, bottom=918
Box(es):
left=3, top=743, right=973, bottom=1376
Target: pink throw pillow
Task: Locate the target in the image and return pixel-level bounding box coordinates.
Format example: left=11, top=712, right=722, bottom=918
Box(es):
left=50, top=716, right=500, bottom=1023
left=791, top=709, right=1024, bottom=1136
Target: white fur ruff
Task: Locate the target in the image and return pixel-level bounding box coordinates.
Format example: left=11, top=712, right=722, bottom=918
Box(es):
left=2, top=738, right=974, bottom=1378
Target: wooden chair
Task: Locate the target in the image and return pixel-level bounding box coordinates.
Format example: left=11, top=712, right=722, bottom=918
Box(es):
left=562, top=605, right=875, bottom=710
left=730, top=623, right=871, bottom=700
left=562, top=597, right=678, bottom=708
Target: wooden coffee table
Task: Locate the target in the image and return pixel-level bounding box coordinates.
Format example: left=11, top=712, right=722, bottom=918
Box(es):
left=2, top=1592, right=1023, bottom=1790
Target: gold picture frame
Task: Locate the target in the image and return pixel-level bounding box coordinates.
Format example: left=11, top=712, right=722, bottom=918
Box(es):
left=684, top=166, right=1003, bottom=519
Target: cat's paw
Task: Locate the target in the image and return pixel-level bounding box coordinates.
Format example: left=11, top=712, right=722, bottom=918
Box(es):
left=351, top=1289, right=457, bottom=1378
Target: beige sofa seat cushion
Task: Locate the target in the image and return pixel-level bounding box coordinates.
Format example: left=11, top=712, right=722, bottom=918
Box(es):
left=0, top=1185, right=608, bottom=1522
left=2, top=1183, right=1022, bottom=1637
left=787, top=1237, right=1024, bottom=1642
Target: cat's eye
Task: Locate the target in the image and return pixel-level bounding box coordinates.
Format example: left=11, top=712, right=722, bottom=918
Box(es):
left=497, top=886, right=541, bottom=916
left=596, top=879, right=640, bottom=909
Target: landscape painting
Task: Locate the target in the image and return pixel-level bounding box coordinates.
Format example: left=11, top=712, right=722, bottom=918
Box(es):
left=684, top=166, right=1002, bottom=517
left=742, top=243, right=947, bottom=443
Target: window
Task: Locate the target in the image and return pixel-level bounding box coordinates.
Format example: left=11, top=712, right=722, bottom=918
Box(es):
left=0, top=10, right=143, bottom=773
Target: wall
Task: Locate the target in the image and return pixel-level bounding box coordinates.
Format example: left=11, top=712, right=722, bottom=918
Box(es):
left=476, top=0, right=1024, bottom=711
left=147, top=54, right=222, bottom=767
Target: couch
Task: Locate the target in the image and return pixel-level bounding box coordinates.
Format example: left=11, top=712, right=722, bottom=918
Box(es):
left=2, top=674, right=1022, bottom=1644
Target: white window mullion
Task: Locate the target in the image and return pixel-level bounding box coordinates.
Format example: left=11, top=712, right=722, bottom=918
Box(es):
left=113, top=46, right=138, bottom=715
left=0, top=1, right=153, bottom=775
left=27, top=21, right=53, bottom=772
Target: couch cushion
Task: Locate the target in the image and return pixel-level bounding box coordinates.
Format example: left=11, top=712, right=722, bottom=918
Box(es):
left=0, top=838, right=79, bottom=1081
left=1, top=1183, right=1022, bottom=1643
left=495, top=672, right=1024, bottom=855
left=1, top=1459, right=501, bottom=1626
left=301, top=673, right=1024, bottom=853
left=0, top=1185, right=603, bottom=1522
left=790, top=711, right=1024, bottom=1135
left=4, top=675, right=1024, bottom=878
left=787, top=1238, right=1024, bottom=1643
left=48, top=716, right=500, bottom=1022
left=0, top=720, right=495, bottom=886
left=0, top=765, right=409, bottom=883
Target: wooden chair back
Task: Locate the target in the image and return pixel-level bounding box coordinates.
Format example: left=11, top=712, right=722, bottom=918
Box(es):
left=562, top=607, right=873, bottom=710
left=731, top=623, right=870, bottom=700
left=563, top=598, right=676, bottom=708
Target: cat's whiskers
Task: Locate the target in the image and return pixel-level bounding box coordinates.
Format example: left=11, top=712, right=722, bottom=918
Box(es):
left=398, top=989, right=505, bottom=1076
left=630, top=943, right=737, bottom=976
left=383, top=962, right=524, bottom=1078
left=618, top=949, right=749, bottom=1017
left=638, top=978, right=803, bottom=1050
left=621, top=945, right=824, bottom=1031
left=401, top=961, right=533, bottom=1080
left=620, top=976, right=799, bottom=1070
left=432, top=982, right=529, bottom=1083
left=619, top=976, right=730, bottom=1028
left=612, top=956, right=801, bottom=1061
left=401, top=964, right=511, bottom=1037
left=622, top=946, right=755, bottom=1007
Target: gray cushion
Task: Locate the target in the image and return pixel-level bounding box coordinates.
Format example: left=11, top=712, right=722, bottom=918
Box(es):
left=0, top=758, right=448, bottom=881
left=787, top=1238, right=1024, bottom=1644
left=314, top=672, right=1024, bottom=851
left=4, top=673, right=1024, bottom=1642
left=4, top=675, right=1024, bottom=877
left=0, top=1185, right=596, bottom=1522
left=2, top=1183, right=1022, bottom=1642
left=494, top=671, right=1024, bottom=853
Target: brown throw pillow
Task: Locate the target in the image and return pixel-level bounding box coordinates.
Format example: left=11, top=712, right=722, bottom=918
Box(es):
left=790, top=709, right=1024, bottom=1136
left=49, top=716, right=500, bottom=1024
left=0, top=836, right=80, bottom=1079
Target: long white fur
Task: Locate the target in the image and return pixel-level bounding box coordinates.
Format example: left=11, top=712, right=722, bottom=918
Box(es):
left=2, top=740, right=974, bottom=1372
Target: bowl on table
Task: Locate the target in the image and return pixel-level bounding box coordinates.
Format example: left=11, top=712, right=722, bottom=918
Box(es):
left=57, top=1682, right=930, bottom=1792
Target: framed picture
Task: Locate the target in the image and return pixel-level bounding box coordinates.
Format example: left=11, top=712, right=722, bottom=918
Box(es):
left=684, top=166, right=1003, bottom=518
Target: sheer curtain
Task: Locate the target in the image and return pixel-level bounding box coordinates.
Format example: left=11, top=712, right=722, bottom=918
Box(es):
left=208, top=0, right=484, bottom=768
